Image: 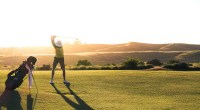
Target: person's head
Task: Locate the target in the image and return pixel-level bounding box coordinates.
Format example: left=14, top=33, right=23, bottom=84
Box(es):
left=55, top=40, right=62, bottom=47
left=27, top=56, right=37, bottom=65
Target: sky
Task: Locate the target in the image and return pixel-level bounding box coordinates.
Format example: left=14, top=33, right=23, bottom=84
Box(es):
left=0, top=0, right=200, bottom=47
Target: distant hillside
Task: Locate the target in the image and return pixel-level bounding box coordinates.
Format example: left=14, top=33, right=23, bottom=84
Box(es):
left=0, top=52, right=183, bottom=66
left=176, top=51, right=200, bottom=62
left=65, top=42, right=200, bottom=52
left=159, top=43, right=200, bottom=51
left=93, top=42, right=166, bottom=52
left=0, top=42, right=200, bottom=55
left=0, top=42, right=200, bottom=67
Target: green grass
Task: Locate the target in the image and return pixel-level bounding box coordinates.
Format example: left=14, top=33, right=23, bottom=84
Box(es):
left=0, top=70, right=200, bottom=110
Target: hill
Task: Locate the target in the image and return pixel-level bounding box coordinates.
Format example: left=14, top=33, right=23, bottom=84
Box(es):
left=65, top=42, right=200, bottom=52
left=0, top=42, right=200, bottom=66
left=1, top=42, right=200, bottom=55
left=176, top=50, right=200, bottom=62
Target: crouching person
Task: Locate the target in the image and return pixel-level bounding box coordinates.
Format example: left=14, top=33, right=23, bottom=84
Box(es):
left=5, top=56, right=37, bottom=90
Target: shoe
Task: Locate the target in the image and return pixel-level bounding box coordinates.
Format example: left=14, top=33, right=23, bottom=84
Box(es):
left=63, top=80, right=70, bottom=84
left=50, top=80, right=54, bottom=84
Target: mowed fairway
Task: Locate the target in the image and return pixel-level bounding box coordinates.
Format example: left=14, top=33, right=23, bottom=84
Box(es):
left=0, top=70, right=200, bottom=110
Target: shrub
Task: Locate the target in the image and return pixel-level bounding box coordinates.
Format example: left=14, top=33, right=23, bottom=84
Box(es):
left=137, top=64, right=154, bottom=69
left=112, top=63, right=116, bottom=66
left=37, top=64, right=51, bottom=70
left=77, top=60, right=92, bottom=66
left=87, top=66, right=100, bottom=70
left=100, top=66, right=112, bottom=70
left=71, top=66, right=87, bottom=70
left=164, top=61, right=189, bottom=70
left=112, top=66, right=119, bottom=70
left=167, top=60, right=180, bottom=64
left=147, top=59, right=162, bottom=66
left=122, top=58, right=143, bottom=69
left=79, top=66, right=87, bottom=70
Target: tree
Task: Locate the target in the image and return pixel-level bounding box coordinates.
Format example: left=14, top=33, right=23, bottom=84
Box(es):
left=164, top=60, right=189, bottom=70
left=147, top=59, right=162, bottom=66
left=77, top=60, right=92, bottom=66
left=167, top=60, right=180, bottom=64
left=122, top=58, right=141, bottom=69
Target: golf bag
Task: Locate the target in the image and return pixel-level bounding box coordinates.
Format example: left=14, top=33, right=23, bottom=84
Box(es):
left=5, top=76, right=23, bottom=90
left=5, top=62, right=29, bottom=90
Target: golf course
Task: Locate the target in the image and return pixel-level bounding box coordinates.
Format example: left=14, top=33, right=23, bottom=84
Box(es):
left=0, top=70, right=199, bottom=110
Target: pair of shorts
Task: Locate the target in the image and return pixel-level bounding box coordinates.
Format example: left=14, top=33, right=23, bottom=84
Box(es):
left=53, top=57, right=65, bottom=69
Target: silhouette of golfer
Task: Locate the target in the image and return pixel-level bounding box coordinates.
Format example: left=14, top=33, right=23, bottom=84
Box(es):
left=50, top=35, right=70, bottom=84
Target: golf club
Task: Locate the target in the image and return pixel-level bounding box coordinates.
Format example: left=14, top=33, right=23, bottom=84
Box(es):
left=31, top=71, right=38, bottom=93
left=31, top=70, right=38, bottom=110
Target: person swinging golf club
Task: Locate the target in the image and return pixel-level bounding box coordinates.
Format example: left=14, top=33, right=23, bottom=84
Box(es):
left=50, top=35, right=70, bottom=85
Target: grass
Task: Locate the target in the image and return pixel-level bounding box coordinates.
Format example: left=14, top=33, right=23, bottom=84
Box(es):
left=0, top=70, right=200, bottom=110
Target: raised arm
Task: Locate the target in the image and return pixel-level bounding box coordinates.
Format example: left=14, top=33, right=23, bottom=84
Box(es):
left=51, top=35, right=56, bottom=47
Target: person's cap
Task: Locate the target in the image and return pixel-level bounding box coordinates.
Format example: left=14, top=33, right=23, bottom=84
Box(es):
left=27, top=56, right=37, bottom=65
left=55, top=40, right=62, bottom=47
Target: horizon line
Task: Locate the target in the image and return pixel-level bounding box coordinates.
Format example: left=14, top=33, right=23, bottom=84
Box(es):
left=0, top=41, right=200, bottom=48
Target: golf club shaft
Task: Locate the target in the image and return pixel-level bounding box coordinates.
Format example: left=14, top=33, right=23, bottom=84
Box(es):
left=32, top=73, right=38, bottom=110
left=31, top=72, right=38, bottom=93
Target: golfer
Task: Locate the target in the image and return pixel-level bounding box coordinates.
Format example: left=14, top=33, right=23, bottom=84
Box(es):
left=50, top=35, right=70, bottom=84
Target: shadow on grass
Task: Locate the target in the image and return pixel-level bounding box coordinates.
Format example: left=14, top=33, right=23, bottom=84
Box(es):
left=51, top=83, right=93, bottom=110
left=0, top=89, right=23, bottom=110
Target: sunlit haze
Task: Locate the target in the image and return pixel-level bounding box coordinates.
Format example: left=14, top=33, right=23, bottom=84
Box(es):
left=0, top=0, right=200, bottom=47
